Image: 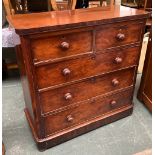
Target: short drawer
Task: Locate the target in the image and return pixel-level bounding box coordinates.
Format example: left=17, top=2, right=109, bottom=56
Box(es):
left=96, top=20, right=144, bottom=51
left=44, top=88, right=133, bottom=136
left=40, top=68, right=135, bottom=114
left=35, top=46, right=140, bottom=89
left=31, top=29, right=93, bottom=62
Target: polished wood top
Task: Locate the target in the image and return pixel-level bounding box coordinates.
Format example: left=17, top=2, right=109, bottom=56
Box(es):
left=7, top=6, right=149, bottom=35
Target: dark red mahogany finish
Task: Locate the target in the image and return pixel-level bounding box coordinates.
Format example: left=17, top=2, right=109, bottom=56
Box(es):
left=7, top=6, right=149, bottom=150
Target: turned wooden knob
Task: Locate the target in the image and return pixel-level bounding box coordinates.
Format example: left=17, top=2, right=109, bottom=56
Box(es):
left=60, top=41, right=69, bottom=49
left=67, top=115, right=74, bottom=122
left=112, top=79, right=119, bottom=86
left=116, top=33, right=125, bottom=41
left=110, top=100, right=117, bottom=107
left=62, top=68, right=71, bottom=76
left=114, top=57, right=122, bottom=64
left=64, top=93, right=72, bottom=100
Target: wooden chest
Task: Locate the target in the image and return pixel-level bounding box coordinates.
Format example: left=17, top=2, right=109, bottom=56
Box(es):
left=7, top=6, right=149, bottom=150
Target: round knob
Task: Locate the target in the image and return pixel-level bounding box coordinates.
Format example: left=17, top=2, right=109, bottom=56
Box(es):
left=62, top=68, right=71, bottom=76
left=64, top=93, right=72, bottom=100
left=60, top=42, right=69, bottom=50
left=112, top=79, right=119, bottom=86
left=110, top=100, right=117, bottom=107
left=67, top=115, right=74, bottom=122
left=114, top=57, right=122, bottom=64
left=116, top=33, right=125, bottom=41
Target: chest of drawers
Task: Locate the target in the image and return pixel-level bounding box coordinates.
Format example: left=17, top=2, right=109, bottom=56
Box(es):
left=7, top=6, right=149, bottom=150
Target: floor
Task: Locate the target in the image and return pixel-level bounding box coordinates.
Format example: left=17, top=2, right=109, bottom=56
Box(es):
left=2, top=72, right=152, bottom=155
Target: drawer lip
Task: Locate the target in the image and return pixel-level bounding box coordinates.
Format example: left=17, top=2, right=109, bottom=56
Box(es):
left=29, top=27, right=94, bottom=39
left=41, top=86, right=134, bottom=117
left=43, top=87, right=134, bottom=137
left=34, top=42, right=140, bottom=67
left=38, top=66, right=136, bottom=93
left=34, top=51, right=93, bottom=67
left=95, top=20, right=144, bottom=30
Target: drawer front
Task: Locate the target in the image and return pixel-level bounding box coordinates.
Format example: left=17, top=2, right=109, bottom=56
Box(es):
left=40, top=68, right=135, bottom=114
left=96, top=20, right=143, bottom=51
left=31, top=30, right=93, bottom=62
left=44, top=88, right=133, bottom=136
left=36, top=46, right=140, bottom=89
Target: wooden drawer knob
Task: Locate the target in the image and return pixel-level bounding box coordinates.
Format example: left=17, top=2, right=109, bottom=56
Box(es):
left=114, top=57, right=122, bottom=64
left=60, top=41, right=69, bottom=49
left=110, top=100, right=117, bottom=107
left=67, top=115, right=74, bottom=122
left=112, top=79, right=119, bottom=86
left=64, top=93, right=72, bottom=100
left=116, top=33, right=125, bottom=41
left=62, top=68, right=71, bottom=76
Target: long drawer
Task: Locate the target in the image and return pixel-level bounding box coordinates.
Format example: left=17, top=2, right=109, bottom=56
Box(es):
left=35, top=46, right=140, bottom=89
left=40, top=68, right=135, bottom=114
left=44, top=88, right=133, bottom=137
left=96, top=20, right=144, bottom=51
left=31, top=29, right=93, bottom=62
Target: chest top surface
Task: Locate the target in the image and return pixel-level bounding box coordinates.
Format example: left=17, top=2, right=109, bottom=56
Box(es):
left=7, top=6, right=149, bottom=35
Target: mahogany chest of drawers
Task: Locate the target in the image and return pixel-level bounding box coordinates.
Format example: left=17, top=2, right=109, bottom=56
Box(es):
left=7, top=6, right=149, bottom=150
